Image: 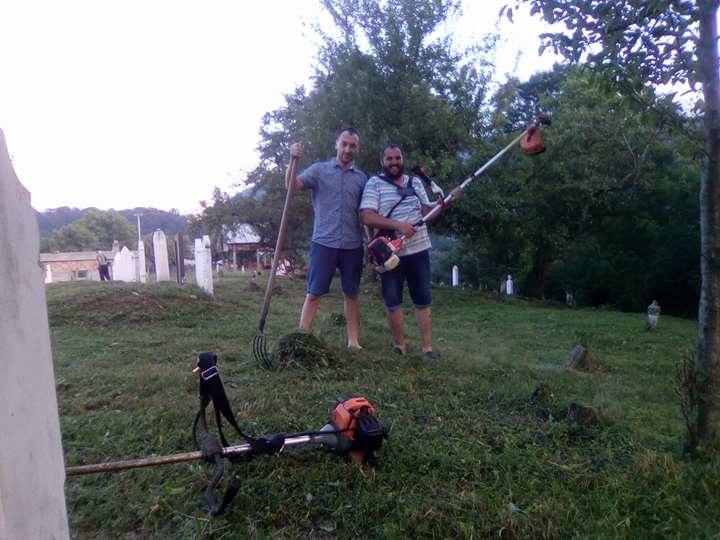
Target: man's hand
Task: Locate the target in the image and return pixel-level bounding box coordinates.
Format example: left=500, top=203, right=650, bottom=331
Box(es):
left=450, top=186, right=463, bottom=202
left=290, top=142, right=303, bottom=159
left=396, top=221, right=416, bottom=238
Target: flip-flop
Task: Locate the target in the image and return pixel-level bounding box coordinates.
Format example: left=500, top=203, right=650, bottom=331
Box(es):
left=423, top=351, right=440, bottom=361
left=392, top=345, right=405, bottom=355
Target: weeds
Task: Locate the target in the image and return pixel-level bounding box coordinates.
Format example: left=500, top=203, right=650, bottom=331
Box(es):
left=49, top=275, right=719, bottom=538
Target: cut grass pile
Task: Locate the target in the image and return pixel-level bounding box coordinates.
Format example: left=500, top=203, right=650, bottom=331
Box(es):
left=49, top=274, right=719, bottom=538
left=275, top=332, right=338, bottom=369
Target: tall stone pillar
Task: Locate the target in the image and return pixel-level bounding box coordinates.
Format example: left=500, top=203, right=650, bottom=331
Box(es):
left=152, top=229, right=170, bottom=282
left=0, top=129, right=70, bottom=538
left=175, top=234, right=185, bottom=285
left=137, top=239, right=147, bottom=283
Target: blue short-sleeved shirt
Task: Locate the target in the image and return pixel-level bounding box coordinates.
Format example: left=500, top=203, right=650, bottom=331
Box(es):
left=298, top=158, right=368, bottom=249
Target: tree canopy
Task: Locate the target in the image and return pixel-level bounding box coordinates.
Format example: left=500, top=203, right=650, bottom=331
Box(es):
left=45, top=210, right=136, bottom=252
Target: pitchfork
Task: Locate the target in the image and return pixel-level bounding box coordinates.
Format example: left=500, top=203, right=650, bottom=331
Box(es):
left=253, top=154, right=300, bottom=369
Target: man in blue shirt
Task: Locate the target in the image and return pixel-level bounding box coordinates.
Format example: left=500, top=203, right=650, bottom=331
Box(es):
left=288, top=128, right=368, bottom=349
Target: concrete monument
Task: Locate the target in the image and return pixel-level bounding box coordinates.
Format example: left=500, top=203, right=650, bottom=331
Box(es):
left=113, top=246, right=137, bottom=282
left=194, top=235, right=214, bottom=295
left=152, top=229, right=170, bottom=282
left=647, top=300, right=661, bottom=330
left=0, top=128, right=70, bottom=538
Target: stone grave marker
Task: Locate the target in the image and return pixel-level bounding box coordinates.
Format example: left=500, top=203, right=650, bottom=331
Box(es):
left=152, top=229, right=170, bottom=281
left=194, top=235, right=213, bottom=295
left=0, top=128, right=70, bottom=538
left=113, top=246, right=137, bottom=282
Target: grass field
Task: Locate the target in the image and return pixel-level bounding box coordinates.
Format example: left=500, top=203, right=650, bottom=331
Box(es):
left=51, top=273, right=719, bottom=539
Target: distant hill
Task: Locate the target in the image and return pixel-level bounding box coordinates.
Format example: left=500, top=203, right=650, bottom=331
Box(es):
left=36, top=206, right=188, bottom=238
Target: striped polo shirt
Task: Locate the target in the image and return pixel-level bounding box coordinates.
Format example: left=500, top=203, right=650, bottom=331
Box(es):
left=360, top=174, right=433, bottom=256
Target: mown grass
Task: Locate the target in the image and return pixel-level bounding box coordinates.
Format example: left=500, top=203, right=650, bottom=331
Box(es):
left=50, top=274, right=719, bottom=539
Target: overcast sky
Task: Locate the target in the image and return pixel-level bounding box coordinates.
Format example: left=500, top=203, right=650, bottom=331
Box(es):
left=0, top=1, right=558, bottom=214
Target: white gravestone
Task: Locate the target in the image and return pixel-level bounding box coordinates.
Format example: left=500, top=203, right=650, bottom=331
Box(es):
left=152, top=229, right=171, bottom=282
left=452, top=265, right=459, bottom=287
left=137, top=239, right=147, bottom=283
left=44, top=263, right=53, bottom=284
left=194, top=235, right=214, bottom=295
left=647, top=300, right=661, bottom=329
left=506, top=274, right=514, bottom=296
left=0, top=128, right=70, bottom=538
left=113, top=246, right=137, bottom=282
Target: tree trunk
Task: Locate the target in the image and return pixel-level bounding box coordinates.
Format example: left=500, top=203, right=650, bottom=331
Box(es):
left=529, top=248, right=550, bottom=299
left=696, top=0, right=720, bottom=447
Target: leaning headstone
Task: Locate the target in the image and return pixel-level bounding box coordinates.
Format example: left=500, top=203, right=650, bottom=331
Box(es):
left=0, top=128, right=70, bottom=537
left=566, top=343, right=602, bottom=372
left=152, top=229, right=171, bottom=281
left=452, top=265, right=459, bottom=287
left=647, top=300, right=661, bottom=330
left=113, top=246, right=137, bottom=282
left=194, top=235, right=214, bottom=295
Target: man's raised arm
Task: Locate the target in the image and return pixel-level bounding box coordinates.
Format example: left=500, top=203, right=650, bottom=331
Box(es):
left=287, top=143, right=306, bottom=191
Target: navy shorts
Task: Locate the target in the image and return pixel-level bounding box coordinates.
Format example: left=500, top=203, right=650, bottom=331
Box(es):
left=380, top=249, right=432, bottom=311
left=307, top=242, right=364, bottom=296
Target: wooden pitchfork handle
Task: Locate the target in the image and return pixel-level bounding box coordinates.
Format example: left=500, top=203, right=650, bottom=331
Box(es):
left=257, top=155, right=300, bottom=333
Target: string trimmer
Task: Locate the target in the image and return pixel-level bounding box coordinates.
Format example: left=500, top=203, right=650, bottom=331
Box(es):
left=368, top=114, right=551, bottom=273
left=66, top=352, right=387, bottom=516
left=253, top=155, right=299, bottom=369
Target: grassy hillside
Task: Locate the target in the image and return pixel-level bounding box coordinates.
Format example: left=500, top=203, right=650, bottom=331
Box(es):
left=49, top=274, right=718, bottom=538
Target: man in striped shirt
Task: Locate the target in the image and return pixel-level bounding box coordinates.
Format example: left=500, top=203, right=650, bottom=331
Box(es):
left=360, top=144, right=462, bottom=359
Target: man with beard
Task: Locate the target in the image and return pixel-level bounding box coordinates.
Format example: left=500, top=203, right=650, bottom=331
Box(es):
left=360, top=144, right=462, bottom=359
left=288, top=128, right=367, bottom=349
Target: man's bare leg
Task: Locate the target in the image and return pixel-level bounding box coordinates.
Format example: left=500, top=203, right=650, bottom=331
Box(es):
left=387, top=308, right=406, bottom=353
left=415, top=307, right=432, bottom=352
left=344, top=294, right=361, bottom=348
left=299, top=293, right=321, bottom=330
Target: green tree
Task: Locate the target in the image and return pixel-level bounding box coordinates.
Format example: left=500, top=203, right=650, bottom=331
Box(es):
left=194, top=0, right=495, bottom=261
left=506, top=0, right=718, bottom=450
left=47, top=210, right=135, bottom=251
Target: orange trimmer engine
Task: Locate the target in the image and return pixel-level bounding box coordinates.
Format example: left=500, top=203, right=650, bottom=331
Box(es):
left=521, top=124, right=546, bottom=155
left=326, top=397, right=387, bottom=463
left=367, top=235, right=402, bottom=273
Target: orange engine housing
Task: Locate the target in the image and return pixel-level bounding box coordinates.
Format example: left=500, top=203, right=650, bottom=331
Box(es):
left=331, top=397, right=377, bottom=439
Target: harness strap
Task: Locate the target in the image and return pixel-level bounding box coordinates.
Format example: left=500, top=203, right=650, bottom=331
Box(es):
left=376, top=174, right=418, bottom=219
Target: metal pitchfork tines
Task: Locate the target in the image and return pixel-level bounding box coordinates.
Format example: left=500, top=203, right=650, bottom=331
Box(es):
left=253, top=154, right=300, bottom=369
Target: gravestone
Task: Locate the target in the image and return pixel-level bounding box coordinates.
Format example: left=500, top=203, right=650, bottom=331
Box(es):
left=175, top=233, right=185, bottom=285
left=194, top=235, right=214, bottom=295
left=0, top=128, right=70, bottom=538
left=152, top=229, right=170, bottom=281
left=452, top=265, right=459, bottom=287
left=506, top=274, right=514, bottom=296
left=44, top=263, right=53, bottom=284
left=137, top=239, right=147, bottom=283
left=647, top=300, right=661, bottom=330
left=113, top=246, right=137, bottom=282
